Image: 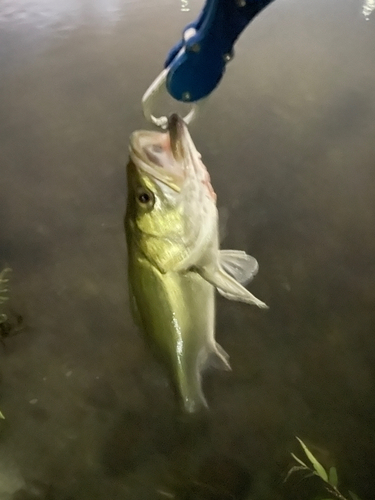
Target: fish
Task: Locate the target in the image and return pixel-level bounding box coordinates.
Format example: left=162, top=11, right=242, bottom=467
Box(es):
left=125, top=114, right=267, bottom=413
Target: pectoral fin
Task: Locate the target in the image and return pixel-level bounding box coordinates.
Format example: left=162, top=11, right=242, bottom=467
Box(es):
left=219, top=250, right=259, bottom=285
left=200, top=266, right=268, bottom=309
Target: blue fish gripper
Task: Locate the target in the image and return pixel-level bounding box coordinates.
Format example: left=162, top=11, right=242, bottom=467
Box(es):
left=164, top=0, right=276, bottom=102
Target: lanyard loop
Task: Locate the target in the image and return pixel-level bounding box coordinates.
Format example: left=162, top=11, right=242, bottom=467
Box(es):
left=142, top=68, right=200, bottom=129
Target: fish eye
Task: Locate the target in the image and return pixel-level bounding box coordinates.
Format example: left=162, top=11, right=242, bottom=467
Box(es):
left=138, top=192, right=151, bottom=203
left=136, top=187, right=154, bottom=207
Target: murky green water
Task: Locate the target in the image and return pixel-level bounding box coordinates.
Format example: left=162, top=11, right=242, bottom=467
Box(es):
left=1, top=0, right=375, bottom=499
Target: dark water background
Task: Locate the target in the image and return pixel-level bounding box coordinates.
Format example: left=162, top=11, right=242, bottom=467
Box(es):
left=1, top=0, right=375, bottom=499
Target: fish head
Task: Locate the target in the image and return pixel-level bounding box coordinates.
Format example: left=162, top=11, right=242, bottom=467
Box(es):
left=126, top=114, right=217, bottom=272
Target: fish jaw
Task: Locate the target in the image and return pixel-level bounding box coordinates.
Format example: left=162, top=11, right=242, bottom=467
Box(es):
left=129, top=115, right=216, bottom=203
left=128, top=130, right=185, bottom=192
left=168, top=114, right=217, bottom=202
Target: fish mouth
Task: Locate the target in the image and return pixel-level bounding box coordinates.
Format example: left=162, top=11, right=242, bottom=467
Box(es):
left=129, top=114, right=192, bottom=192
left=129, top=129, right=180, bottom=191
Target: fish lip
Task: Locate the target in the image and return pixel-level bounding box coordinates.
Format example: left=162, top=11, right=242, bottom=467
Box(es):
left=128, top=130, right=150, bottom=163
left=128, top=130, right=182, bottom=192
left=168, top=113, right=187, bottom=161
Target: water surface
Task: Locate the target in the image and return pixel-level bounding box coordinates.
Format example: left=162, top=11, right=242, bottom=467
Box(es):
left=1, top=0, right=375, bottom=499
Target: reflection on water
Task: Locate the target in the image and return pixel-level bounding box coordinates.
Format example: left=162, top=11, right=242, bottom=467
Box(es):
left=0, top=0, right=125, bottom=27
left=0, top=0, right=375, bottom=499
left=363, top=0, right=375, bottom=19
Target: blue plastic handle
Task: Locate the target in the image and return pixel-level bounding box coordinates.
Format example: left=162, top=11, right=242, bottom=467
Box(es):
left=164, top=0, right=275, bottom=102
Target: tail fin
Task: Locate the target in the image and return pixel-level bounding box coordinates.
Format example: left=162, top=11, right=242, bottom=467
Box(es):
left=177, top=368, right=208, bottom=414
left=176, top=344, right=231, bottom=413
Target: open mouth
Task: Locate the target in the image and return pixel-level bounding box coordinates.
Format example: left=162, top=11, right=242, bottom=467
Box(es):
left=129, top=114, right=187, bottom=166
left=128, top=120, right=186, bottom=192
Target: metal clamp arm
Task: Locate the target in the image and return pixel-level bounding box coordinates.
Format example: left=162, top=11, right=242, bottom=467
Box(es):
left=165, top=0, right=276, bottom=103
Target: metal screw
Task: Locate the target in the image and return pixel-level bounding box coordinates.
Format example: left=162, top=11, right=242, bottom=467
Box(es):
left=223, top=48, right=235, bottom=63
left=187, top=42, right=201, bottom=53
left=183, top=27, right=196, bottom=42
left=236, top=0, right=246, bottom=7
left=182, top=92, right=191, bottom=102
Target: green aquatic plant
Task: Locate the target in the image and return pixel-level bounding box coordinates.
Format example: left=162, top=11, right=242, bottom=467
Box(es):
left=0, top=267, right=12, bottom=421
left=0, top=267, right=23, bottom=343
left=0, top=267, right=11, bottom=319
left=0, top=267, right=16, bottom=342
left=286, top=437, right=362, bottom=500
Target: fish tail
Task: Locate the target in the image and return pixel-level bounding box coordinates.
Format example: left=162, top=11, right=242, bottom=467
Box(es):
left=206, top=342, right=231, bottom=372
left=176, top=344, right=231, bottom=413
left=177, top=369, right=208, bottom=414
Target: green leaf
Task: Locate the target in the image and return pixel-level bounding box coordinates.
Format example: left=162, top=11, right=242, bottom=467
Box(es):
left=284, top=465, right=308, bottom=483
left=0, top=411, right=5, bottom=419
left=328, top=466, right=338, bottom=487
left=291, top=453, right=308, bottom=468
left=296, top=437, right=328, bottom=482
left=349, top=492, right=361, bottom=500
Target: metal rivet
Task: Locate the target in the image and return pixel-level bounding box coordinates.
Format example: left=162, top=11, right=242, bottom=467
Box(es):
left=187, top=42, right=201, bottom=53
left=223, top=49, right=235, bottom=63
left=183, top=27, right=196, bottom=42
left=182, top=92, right=191, bottom=102
left=236, top=0, right=246, bottom=6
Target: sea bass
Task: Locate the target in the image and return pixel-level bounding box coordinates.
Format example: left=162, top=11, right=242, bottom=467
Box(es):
left=125, top=114, right=267, bottom=413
